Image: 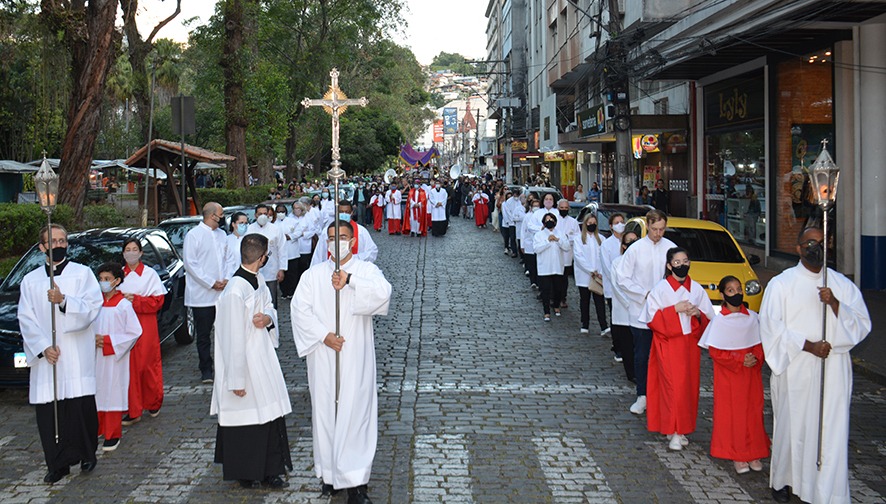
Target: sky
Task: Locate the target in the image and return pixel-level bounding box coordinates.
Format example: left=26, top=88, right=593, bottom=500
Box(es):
left=137, top=0, right=488, bottom=66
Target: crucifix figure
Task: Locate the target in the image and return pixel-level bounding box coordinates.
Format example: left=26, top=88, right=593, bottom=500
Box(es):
left=301, top=68, right=367, bottom=419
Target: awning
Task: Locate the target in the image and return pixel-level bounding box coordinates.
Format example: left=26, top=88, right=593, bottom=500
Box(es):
left=0, top=160, right=38, bottom=174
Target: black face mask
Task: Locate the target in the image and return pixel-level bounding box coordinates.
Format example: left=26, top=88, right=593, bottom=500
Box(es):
left=544, top=220, right=557, bottom=229
left=623, top=240, right=635, bottom=250
left=671, top=264, right=690, bottom=278
left=587, top=224, right=597, bottom=232
left=723, top=292, right=744, bottom=307
left=558, top=209, right=569, bottom=217
left=803, top=242, right=824, bottom=267
left=260, top=254, right=269, bottom=268
left=48, top=246, right=67, bottom=263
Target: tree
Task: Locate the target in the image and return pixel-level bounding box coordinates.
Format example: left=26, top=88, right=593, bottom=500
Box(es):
left=220, top=0, right=256, bottom=188
left=41, top=0, right=121, bottom=220
left=430, top=52, right=475, bottom=75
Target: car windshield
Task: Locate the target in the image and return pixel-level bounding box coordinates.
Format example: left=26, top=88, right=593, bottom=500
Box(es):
left=2, top=239, right=156, bottom=292
left=159, top=222, right=198, bottom=252
left=665, top=227, right=745, bottom=263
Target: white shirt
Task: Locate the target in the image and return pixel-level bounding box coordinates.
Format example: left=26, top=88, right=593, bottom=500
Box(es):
left=600, top=234, right=622, bottom=298
left=427, top=188, right=447, bottom=221
left=384, top=189, right=402, bottom=219
left=280, top=214, right=301, bottom=260
left=224, top=234, right=244, bottom=279
left=501, top=196, right=522, bottom=227
left=613, top=234, right=677, bottom=328
left=310, top=222, right=378, bottom=267
left=556, top=214, right=580, bottom=266
left=610, top=255, right=631, bottom=326
left=246, top=220, right=288, bottom=280
left=533, top=228, right=571, bottom=276
left=184, top=222, right=229, bottom=307
left=572, top=233, right=602, bottom=289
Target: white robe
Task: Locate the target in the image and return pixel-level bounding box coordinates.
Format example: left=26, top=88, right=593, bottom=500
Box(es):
left=211, top=273, right=291, bottom=427
left=310, top=222, right=378, bottom=267
left=18, top=261, right=103, bottom=404
left=759, top=263, right=871, bottom=504
left=557, top=215, right=580, bottom=267
left=384, top=190, right=402, bottom=219
left=246, top=221, right=288, bottom=280
left=93, top=297, right=142, bottom=411
left=639, top=276, right=715, bottom=333
left=223, top=233, right=244, bottom=279
left=613, top=235, right=677, bottom=328
left=600, top=235, right=621, bottom=298
left=534, top=228, right=570, bottom=276
left=572, top=233, right=602, bottom=289
left=610, top=255, right=631, bottom=326
left=120, top=263, right=168, bottom=298
left=291, top=257, right=392, bottom=489
left=320, top=199, right=336, bottom=228
left=427, top=188, right=447, bottom=221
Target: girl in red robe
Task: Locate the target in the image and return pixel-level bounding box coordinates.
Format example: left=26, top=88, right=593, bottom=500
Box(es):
left=639, top=247, right=715, bottom=451
left=369, top=190, right=385, bottom=232
left=472, top=191, right=490, bottom=228
left=698, top=275, right=770, bottom=474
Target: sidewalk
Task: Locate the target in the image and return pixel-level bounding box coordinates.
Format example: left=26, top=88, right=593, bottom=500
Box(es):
left=752, top=260, right=886, bottom=386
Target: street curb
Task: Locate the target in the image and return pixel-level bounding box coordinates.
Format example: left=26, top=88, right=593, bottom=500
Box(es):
left=853, top=358, right=886, bottom=387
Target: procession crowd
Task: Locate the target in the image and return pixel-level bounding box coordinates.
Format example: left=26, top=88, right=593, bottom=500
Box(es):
left=14, top=168, right=873, bottom=504
left=487, top=188, right=872, bottom=504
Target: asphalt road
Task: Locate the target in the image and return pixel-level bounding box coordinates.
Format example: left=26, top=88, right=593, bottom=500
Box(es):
left=0, top=216, right=883, bottom=503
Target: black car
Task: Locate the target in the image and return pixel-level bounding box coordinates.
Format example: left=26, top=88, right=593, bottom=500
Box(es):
left=575, top=202, right=654, bottom=237
left=157, top=216, right=203, bottom=256
left=0, top=228, right=192, bottom=386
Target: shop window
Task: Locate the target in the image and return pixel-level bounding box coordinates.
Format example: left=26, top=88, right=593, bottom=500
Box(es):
left=704, top=130, right=766, bottom=245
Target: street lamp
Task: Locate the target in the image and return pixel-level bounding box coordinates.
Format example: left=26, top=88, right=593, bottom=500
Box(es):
left=34, top=153, right=61, bottom=444
left=808, top=138, right=839, bottom=472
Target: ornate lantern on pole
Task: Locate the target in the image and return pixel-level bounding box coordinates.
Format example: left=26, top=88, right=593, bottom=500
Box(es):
left=34, top=152, right=61, bottom=443
left=808, top=138, right=839, bottom=471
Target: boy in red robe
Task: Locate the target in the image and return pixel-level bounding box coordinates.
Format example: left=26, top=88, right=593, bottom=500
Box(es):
left=639, top=247, right=715, bottom=451
left=401, top=179, right=428, bottom=236
left=699, top=275, right=770, bottom=474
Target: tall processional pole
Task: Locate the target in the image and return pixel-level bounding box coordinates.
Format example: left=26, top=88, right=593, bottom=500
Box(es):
left=302, top=69, right=368, bottom=419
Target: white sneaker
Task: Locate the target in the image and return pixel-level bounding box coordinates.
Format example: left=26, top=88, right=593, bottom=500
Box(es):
left=668, top=434, right=683, bottom=451
left=525, top=270, right=530, bottom=276
left=680, top=435, right=689, bottom=446
left=580, top=328, right=589, bottom=334
left=629, top=396, right=647, bottom=415
left=601, top=327, right=611, bottom=337
left=613, top=355, right=623, bottom=363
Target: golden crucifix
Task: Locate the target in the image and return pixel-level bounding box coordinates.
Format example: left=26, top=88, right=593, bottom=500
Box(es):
left=301, top=68, right=367, bottom=419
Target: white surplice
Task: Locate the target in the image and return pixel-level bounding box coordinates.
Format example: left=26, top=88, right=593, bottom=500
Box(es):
left=427, top=188, right=448, bottom=221
left=18, top=261, right=104, bottom=404
left=310, top=222, right=378, bottom=267
left=609, top=255, right=631, bottom=326
left=600, top=235, right=621, bottom=298
left=613, top=235, right=677, bottom=328
left=210, top=272, right=291, bottom=427
left=556, top=215, right=580, bottom=267
left=534, top=228, right=570, bottom=276
left=639, top=276, right=715, bottom=333
left=572, top=233, right=602, bottom=288
left=384, top=190, right=402, bottom=220
left=759, top=263, right=871, bottom=504
left=246, top=221, right=288, bottom=280
left=291, top=257, right=392, bottom=489
left=93, top=296, right=142, bottom=411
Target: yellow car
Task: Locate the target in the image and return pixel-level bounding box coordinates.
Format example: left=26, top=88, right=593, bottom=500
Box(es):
left=623, top=216, right=764, bottom=311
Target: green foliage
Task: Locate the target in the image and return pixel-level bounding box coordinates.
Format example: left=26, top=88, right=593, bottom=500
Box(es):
left=430, top=52, right=476, bottom=75
left=196, top=184, right=276, bottom=207
left=0, top=255, right=19, bottom=279
left=0, top=203, right=75, bottom=258
left=82, top=204, right=125, bottom=229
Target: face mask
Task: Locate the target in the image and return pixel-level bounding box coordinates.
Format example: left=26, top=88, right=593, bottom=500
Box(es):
left=723, top=292, right=744, bottom=307
left=256, top=214, right=269, bottom=226
left=338, top=212, right=352, bottom=222
left=612, top=222, right=626, bottom=234
left=532, top=206, right=540, bottom=211
left=544, top=220, right=556, bottom=230
left=543, top=200, right=554, bottom=210
left=671, top=264, right=690, bottom=278
left=623, top=240, right=635, bottom=250
left=277, top=211, right=286, bottom=219
left=587, top=224, right=597, bottom=232
left=803, top=242, right=824, bottom=267
left=48, top=246, right=67, bottom=263
left=260, top=254, right=269, bottom=268
left=236, top=223, right=248, bottom=235
left=99, top=280, right=115, bottom=293
left=123, top=251, right=141, bottom=265
left=559, top=209, right=569, bottom=217
left=322, top=192, right=329, bottom=198
left=414, top=184, right=419, bottom=188
left=435, top=184, right=441, bottom=189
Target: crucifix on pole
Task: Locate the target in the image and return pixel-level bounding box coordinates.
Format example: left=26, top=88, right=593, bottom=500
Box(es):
left=301, top=68, right=367, bottom=420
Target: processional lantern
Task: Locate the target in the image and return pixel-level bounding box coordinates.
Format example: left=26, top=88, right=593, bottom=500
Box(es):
left=35, top=154, right=59, bottom=213
left=809, top=139, right=839, bottom=209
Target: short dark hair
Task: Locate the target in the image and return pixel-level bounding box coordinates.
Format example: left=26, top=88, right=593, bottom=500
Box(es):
left=608, top=212, right=625, bottom=226
left=718, top=275, right=741, bottom=294
left=230, top=212, right=247, bottom=232
left=664, top=247, right=689, bottom=277
left=338, top=199, right=353, bottom=210
left=122, top=237, right=142, bottom=252
left=97, top=261, right=125, bottom=282
left=326, top=222, right=354, bottom=238
left=541, top=213, right=558, bottom=225
left=797, top=226, right=822, bottom=244
left=240, top=233, right=268, bottom=265
left=255, top=203, right=270, bottom=213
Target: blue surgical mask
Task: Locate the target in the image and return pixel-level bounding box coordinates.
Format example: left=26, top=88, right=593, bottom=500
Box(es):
left=322, top=192, right=329, bottom=198
left=338, top=213, right=352, bottom=222
left=100, top=280, right=114, bottom=293
left=236, top=223, right=248, bottom=235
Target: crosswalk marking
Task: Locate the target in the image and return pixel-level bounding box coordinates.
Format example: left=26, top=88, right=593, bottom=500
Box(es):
left=128, top=438, right=214, bottom=503
left=532, top=432, right=618, bottom=503
left=413, top=433, right=473, bottom=502
left=648, top=441, right=756, bottom=503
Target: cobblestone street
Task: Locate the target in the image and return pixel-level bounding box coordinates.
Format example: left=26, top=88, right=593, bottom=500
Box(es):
left=0, top=216, right=884, bottom=503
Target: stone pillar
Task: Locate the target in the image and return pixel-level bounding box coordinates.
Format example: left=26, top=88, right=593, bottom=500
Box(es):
left=859, top=23, right=886, bottom=289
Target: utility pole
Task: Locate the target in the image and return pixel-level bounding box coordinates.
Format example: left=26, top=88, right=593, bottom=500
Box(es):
left=607, top=0, right=634, bottom=204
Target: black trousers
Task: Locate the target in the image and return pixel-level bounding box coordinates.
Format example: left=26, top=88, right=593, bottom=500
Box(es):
left=36, top=395, right=98, bottom=472
left=506, top=226, right=517, bottom=255
left=215, top=416, right=292, bottom=481
left=612, top=324, right=636, bottom=381
left=592, top=291, right=609, bottom=331
left=524, top=253, right=538, bottom=285
left=192, top=306, right=216, bottom=378
left=631, top=326, right=653, bottom=396
left=280, top=257, right=300, bottom=297
left=538, top=274, right=566, bottom=314
left=578, top=286, right=591, bottom=330
left=499, top=220, right=509, bottom=249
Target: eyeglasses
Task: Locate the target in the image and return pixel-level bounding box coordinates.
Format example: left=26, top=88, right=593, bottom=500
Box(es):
left=799, top=239, right=822, bottom=248
left=670, top=259, right=691, bottom=266
left=44, top=237, right=68, bottom=246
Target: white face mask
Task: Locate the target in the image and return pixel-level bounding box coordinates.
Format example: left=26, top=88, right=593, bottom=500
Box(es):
left=276, top=212, right=286, bottom=219
left=328, top=239, right=352, bottom=260
left=100, top=280, right=115, bottom=293
left=612, top=222, right=626, bottom=234
left=123, top=250, right=141, bottom=265
left=256, top=214, right=269, bottom=226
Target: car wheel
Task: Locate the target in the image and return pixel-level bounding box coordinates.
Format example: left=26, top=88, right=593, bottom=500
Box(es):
left=174, top=308, right=194, bottom=345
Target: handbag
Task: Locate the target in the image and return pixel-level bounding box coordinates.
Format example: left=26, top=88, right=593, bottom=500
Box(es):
left=589, top=273, right=604, bottom=296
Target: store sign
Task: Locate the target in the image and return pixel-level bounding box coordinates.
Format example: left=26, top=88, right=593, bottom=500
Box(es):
left=512, top=139, right=529, bottom=152
left=543, top=151, right=576, bottom=162
left=577, top=106, right=606, bottom=137
left=662, top=132, right=688, bottom=153
left=640, top=134, right=659, bottom=152
left=433, top=120, right=444, bottom=143
left=705, top=72, right=764, bottom=129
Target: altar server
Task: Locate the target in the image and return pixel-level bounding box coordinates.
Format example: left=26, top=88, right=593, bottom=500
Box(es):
left=310, top=200, right=377, bottom=267
left=384, top=184, right=402, bottom=234
left=427, top=180, right=448, bottom=236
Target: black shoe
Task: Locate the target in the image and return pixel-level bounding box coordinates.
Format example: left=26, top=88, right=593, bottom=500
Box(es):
left=238, top=479, right=260, bottom=489
left=771, top=486, right=791, bottom=503
left=320, top=482, right=340, bottom=497
left=347, top=485, right=372, bottom=504
left=121, top=414, right=141, bottom=426
left=263, top=475, right=289, bottom=488
left=201, top=373, right=214, bottom=384
left=80, top=460, right=97, bottom=473
left=102, top=438, right=120, bottom=451
left=44, top=466, right=70, bottom=483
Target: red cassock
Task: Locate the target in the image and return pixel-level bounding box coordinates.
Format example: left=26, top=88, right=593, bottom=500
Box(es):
left=647, top=304, right=709, bottom=436
left=121, top=263, right=167, bottom=417
left=370, top=196, right=385, bottom=231
left=709, top=344, right=770, bottom=461
left=474, top=195, right=489, bottom=226
left=401, top=189, right=428, bottom=236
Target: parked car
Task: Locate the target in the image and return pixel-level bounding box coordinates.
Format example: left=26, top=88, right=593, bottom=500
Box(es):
left=623, top=216, right=763, bottom=311
left=157, top=216, right=203, bottom=256
left=0, top=228, right=191, bottom=387
left=223, top=205, right=257, bottom=231
left=574, top=202, right=654, bottom=237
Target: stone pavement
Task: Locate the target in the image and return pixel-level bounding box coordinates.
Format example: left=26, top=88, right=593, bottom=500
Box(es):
left=0, top=216, right=883, bottom=503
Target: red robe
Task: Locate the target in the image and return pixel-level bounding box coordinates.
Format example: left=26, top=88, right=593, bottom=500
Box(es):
left=707, top=306, right=770, bottom=461
left=646, top=276, right=710, bottom=436
left=370, top=195, right=385, bottom=231
left=122, top=262, right=166, bottom=416
left=473, top=194, right=489, bottom=226
left=401, top=188, right=428, bottom=236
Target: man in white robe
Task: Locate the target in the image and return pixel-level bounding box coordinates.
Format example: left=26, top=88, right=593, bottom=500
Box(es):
left=211, top=233, right=292, bottom=489
left=760, top=227, right=871, bottom=504
left=427, top=181, right=448, bottom=236
left=18, top=224, right=103, bottom=483
left=247, top=203, right=288, bottom=309
left=310, top=200, right=378, bottom=267
left=292, top=222, right=392, bottom=504
left=383, top=184, right=402, bottom=234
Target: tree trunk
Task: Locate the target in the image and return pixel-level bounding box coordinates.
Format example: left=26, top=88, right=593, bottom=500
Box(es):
left=222, top=0, right=250, bottom=189
left=42, top=0, right=121, bottom=220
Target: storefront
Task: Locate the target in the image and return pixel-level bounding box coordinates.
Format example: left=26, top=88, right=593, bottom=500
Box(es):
left=632, top=131, right=690, bottom=216
left=543, top=150, right=576, bottom=199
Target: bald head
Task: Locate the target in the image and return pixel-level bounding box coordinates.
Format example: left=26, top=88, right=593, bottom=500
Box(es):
left=202, top=202, right=224, bottom=229
left=797, top=226, right=823, bottom=244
